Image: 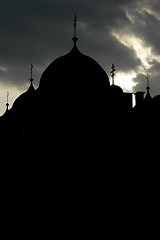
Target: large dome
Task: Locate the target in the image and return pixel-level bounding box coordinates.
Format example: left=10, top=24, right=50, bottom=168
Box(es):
left=39, top=45, right=110, bottom=97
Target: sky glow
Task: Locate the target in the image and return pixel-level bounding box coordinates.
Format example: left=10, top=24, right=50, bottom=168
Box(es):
left=0, top=0, right=160, bottom=115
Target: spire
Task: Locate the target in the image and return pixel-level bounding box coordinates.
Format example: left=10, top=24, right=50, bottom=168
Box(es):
left=6, top=91, right=9, bottom=111
left=72, top=14, right=78, bottom=46
left=111, top=63, right=116, bottom=85
left=30, top=64, right=34, bottom=85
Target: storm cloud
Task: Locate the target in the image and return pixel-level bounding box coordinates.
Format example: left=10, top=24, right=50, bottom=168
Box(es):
left=0, top=0, right=160, bottom=114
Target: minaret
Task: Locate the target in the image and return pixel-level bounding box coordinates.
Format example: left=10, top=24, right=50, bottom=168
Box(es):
left=110, top=63, right=116, bottom=85
left=72, top=14, right=78, bottom=46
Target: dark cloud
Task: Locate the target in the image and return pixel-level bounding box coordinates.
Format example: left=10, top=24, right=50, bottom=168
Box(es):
left=0, top=0, right=160, bottom=98
left=123, top=1, right=160, bottom=55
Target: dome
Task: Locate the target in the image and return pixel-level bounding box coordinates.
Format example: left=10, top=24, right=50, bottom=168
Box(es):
left=110, top=84, right=123, bottom=95
left=12, top=83, right=35, bottom=112
left=39, top=45, right=110, bottom=97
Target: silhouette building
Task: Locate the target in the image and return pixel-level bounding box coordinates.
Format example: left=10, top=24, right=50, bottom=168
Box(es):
left=0, top=35, right=134, bottom=137
left=0, top=16, right=160, bottom=200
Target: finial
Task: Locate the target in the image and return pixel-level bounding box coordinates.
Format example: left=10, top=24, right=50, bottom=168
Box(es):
left=6, top=91, right=9, bottom=110
left=111, top=63, right=116, bottom=85
left=144, top=73, right=152, bottom=101
left=72, top=14, right=78, bottom=46
left=146, top=73, right=150, bottom=91
left=30, top=64, right=33, bottom=85
left=73, top=14, right=77, bottom=37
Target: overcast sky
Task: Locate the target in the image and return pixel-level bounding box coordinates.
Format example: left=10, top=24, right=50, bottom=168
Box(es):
left=0, top=0, right=160, bottom=115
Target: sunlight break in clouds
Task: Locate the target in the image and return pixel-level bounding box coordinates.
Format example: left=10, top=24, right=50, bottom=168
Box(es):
left=114, top=71, right=137, bottom=92
left=111, top=31, right=160, bottom=72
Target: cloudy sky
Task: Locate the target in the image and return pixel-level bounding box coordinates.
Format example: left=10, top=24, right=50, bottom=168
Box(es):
left=0, top=0, right=160, bottom=115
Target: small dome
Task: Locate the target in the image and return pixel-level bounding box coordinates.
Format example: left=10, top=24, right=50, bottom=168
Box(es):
left=39, top=45, right=110, bottom=96
left=12, top=84, right=35, bottom=111
left=110, top=84, right=123, bottom=95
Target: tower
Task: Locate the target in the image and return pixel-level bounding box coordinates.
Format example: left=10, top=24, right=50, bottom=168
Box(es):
left=134, top=91, right=145, bottom=106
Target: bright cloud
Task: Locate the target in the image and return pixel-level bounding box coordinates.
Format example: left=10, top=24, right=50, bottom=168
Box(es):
left=114, top=71, right=137, bottom=92
left=111, top=31, right=160, bottom=73
left=136, top=1, right=160, bottom=21
left=0, top=67, right=8, bottom=72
